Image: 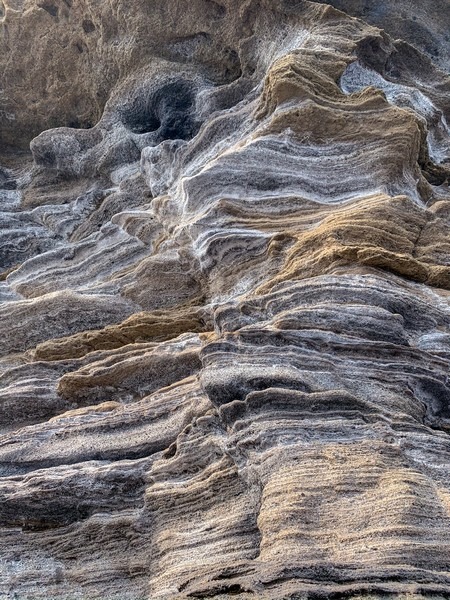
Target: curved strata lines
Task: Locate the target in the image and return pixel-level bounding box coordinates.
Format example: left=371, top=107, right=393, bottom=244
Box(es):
left=6, top=224, right=150, bottom=298
left=340, top=61, right=450, bottom=168
left=33, top=306, right=212, bottom=361
left=258, top=194, right=450, bottom=292
left=57, top=333, right=203, bottom=403
left=0, top=376, right=211, bottom=475
left=0, top=0, right=450, bottom=599
left=0, top=291, right=137, bottom=356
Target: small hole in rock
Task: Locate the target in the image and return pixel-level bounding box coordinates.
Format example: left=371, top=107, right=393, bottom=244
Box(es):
left=121, top=79, right=199, bottom=141
left=163, top=442, right=177, bottom=459
left=39, top=3, right=58, bottom=17
left=204, top=0, right=226, bottom=19
left=154, top=80, right=198, bottom=141
left=0, top=1, right=5, bottom=19
left=82, top=19, right=95, bottom=33
left=123, top=107, right=161, bottom=135
left=67, top=118, right=93, bottom=130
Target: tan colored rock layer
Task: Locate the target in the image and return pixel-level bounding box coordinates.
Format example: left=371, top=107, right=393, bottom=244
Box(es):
left=260, top=194, right=450, bottom=292
left=34, top=306, right=212, bottom=361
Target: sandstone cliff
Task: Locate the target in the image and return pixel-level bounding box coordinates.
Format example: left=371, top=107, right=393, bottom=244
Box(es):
left=0, top=0, right=450, bottom=598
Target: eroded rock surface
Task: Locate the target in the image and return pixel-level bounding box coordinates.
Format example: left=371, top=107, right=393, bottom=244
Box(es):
left=1, top=0, right=450, bottom=598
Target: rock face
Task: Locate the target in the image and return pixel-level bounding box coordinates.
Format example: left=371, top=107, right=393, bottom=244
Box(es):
left=1, top=0, right=450, bottom=598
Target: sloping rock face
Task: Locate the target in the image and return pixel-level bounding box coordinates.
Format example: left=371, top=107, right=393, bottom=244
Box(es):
left=1, top=1, right=450, bottom=598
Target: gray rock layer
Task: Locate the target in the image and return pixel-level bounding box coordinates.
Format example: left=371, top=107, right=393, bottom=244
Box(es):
left=0, top=0, right=450, bottom=598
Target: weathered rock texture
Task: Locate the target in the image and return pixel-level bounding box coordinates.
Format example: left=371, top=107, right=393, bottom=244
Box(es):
left=1, top=0, right=450, bottom=598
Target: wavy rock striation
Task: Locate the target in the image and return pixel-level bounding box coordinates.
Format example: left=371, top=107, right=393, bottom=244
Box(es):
left=0, top=0, right=450, bottom=598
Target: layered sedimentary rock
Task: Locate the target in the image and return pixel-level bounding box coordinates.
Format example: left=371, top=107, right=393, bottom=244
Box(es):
left=1, top=0, right=450, bottom=598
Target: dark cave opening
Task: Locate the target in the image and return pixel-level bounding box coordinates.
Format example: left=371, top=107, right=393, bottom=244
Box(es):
left=120, top=79, right=199, bottom=141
